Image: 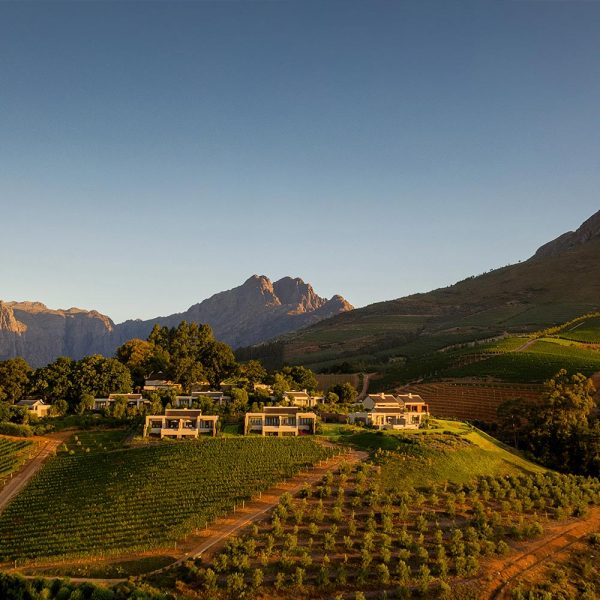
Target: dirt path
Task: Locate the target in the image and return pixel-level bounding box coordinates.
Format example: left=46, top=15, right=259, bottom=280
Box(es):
left=0, top=432, right=70, bottom=513
left=147, top=447, right=369, bottom=574
left=482, top=507, right=600, bottom=599
left=11, top=446, right=369, bottom=584
left=513, top=337, right=538, bottom=353
left=357, top=373, right=373, bottom=402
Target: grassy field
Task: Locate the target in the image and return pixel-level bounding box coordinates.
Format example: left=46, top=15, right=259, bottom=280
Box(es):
left=322, top=420, right=543, bottom=492
left=0, top=432, right=336, bottom=562
left=0, top=437, right=33, bottom=479
left=147, top=426, right=600, bottom=599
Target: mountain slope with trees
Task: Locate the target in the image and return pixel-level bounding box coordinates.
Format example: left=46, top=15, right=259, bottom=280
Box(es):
left=256, top=210, right=600, bottom=371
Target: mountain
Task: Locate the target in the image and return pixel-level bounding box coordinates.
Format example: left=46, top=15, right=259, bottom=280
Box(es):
left=0, top=276, right=352, bottom=367
left=258, top=210, right=600, bottom=370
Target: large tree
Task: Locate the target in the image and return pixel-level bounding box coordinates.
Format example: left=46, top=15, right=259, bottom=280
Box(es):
left=0, top=358, right=32, bottom=404
left=29, top=356, right=75, bottom=404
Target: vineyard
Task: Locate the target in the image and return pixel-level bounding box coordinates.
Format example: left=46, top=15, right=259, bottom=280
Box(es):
left=405, top=382, right=543, bottom=423
left=0, top=437, right=33, bottom=479
left=0, top=434, right=336, bottom=562
left=443, top=338, right=600, bottom=382
left=557, top=315, right=600, bottom=344
left=152, top=428, right=600, bottom=598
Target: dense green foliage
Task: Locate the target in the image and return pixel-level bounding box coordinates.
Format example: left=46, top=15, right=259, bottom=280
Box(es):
left=0, top=434, right=336, bottom=561
left=496, top=370, right=600, bottom=476
left=0, top=572, right=169, bottom=599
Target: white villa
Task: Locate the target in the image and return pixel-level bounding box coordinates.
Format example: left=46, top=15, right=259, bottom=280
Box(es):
left=143, top=408, right=218, bottom=438
left=350, top=392, right=429, bottom=430
left=16, top=398, right=52, bottom=418
left=244, top=406, right=317, bottom=436
left=93, top=393, right=151, bottom=411
left=284, top=390, right=320, bottom=408
left=175, top=390, right=231, bottom=408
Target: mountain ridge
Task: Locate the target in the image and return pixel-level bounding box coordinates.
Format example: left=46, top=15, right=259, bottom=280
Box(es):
left=0, top=276, right=352, bottom=367
left=252, top=210, right=600, bottom=370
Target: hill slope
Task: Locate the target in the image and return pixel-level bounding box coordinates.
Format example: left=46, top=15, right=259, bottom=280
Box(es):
left=0, top=276, right=352, bottom=367
left=258, top=210, right=600, bottom=370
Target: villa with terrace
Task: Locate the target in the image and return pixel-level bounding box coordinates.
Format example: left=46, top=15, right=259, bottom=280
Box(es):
left=143, top=408, right=218, bottom=438
left=244, top=406, right=317, bottom=436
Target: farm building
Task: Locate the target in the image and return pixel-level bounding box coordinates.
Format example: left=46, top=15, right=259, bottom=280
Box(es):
left=143, top=408, right=218, bottom=438
left=244, top=406, right=317, bottom=436
left=16, top=398, right=51, bottom=418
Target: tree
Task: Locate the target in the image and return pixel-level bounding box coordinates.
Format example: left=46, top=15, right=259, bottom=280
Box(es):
left=71, top=356, right=132, bottom=410
left=227, top=387, right=249, bottom=415
left=0, top=358, right=32, bottom=404
left=50, top=399, right=68, bottom=417
left=329, top=382, right=357, bottom=404
left=115, top=339, right=155, bottom=388
left=527, top=370, right=597, bottom=473
left=238, top=360, right=267, bottom=385
left=29, top=356, right=74, bottom=404
left=281, top=366, right=318, bottom=392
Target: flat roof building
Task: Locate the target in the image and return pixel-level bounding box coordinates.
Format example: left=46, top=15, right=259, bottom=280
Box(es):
left=143, top=408, right=218, bottom=438
left=244, top=406, right=317, bottom=436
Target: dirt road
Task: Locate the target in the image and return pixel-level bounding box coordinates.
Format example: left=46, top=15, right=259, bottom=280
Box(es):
left=483, top=507, right=600, bottom=599
left=0, top=432, right=69, bottom=513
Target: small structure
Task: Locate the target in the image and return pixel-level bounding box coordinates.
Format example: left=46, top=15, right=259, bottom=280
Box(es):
left=284, top=390, right=319, bottom=408
left=350, top=393, right=429, bottom=430
left=143, top=409, right=218, bottom=438
left=16, top=398, right=51, bottom=418
left=93, top=393, right=151, bottom=411
left=143, top=372, right=181, bottom=392
left=174, top=390, right=231, bottom=408
left=244, top=406, right=317, bottom=436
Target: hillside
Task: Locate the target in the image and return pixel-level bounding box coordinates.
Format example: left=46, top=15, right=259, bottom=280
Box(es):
left=257, top=210, right=600, bottom=373
left=0, top=276, right=352, bottom=367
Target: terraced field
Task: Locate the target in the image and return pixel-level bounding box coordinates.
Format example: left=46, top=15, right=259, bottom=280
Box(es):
left=405, top=382, right=543, bottom=423
left=0, top=434, right=337, bottom=562
left=0, top=438, right=33, bottom=479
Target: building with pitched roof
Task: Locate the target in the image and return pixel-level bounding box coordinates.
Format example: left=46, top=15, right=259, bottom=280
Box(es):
left=350, top=392, right=429, bottom=430
left=16, top=398, right=52, bottom=418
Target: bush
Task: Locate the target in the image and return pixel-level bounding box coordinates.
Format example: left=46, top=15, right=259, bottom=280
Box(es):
left=0, top=422, right=32, bottom=437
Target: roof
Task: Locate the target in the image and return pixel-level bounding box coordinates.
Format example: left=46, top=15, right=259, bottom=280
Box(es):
left=371, top=407, right=407, bottom=414
left=108, top=393, right=142, bottom=400
left=263, top=406, right=302, bottom=414
left=396, top=393, right=426, bottom=403
left=366, top=393, right=397, bottom=401
left=16, top=398, right=45, bottom=407
left=164, top=409, right=203, bottom=417
left=285, top=391, right=310, bottom=398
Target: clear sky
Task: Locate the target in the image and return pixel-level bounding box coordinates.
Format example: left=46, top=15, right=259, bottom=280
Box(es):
left=1, top=1, right=599, bottom=323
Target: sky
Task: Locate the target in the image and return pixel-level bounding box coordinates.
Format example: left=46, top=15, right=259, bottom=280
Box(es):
left=1, top=1, right=599, bottom=323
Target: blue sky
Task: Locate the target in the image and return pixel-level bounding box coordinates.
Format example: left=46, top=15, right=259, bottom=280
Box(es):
left=1, top=1, right=599, bottom=323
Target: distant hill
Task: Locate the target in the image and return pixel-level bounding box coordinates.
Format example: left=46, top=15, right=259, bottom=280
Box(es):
left=254, top=210, right=600, bottom=371
left=0, top=276, right=352, bottom=367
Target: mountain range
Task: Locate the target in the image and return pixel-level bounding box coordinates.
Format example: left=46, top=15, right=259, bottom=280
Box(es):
left=0, top=276, right=352, bottom=367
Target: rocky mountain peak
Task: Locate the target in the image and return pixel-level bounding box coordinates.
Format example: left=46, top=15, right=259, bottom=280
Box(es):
left=533, top=209, right=600, bottom=260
